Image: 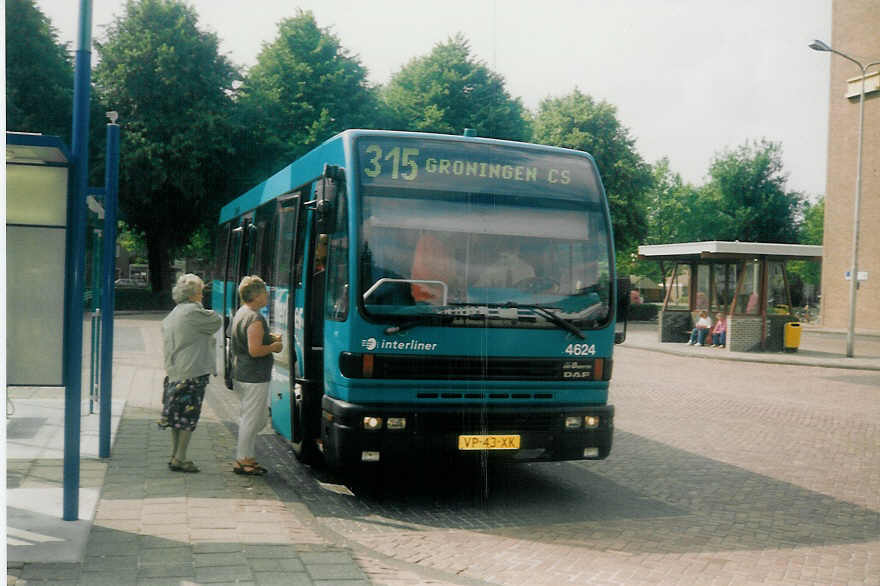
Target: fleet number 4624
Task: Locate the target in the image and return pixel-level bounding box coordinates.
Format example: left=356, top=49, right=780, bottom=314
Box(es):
left=564, top=343, right=596, bottom=356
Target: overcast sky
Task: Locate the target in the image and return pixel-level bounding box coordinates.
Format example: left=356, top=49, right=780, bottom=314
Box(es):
left=36, top=0, right=832, bottom=198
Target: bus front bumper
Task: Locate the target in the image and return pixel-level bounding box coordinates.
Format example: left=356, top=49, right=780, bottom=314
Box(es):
left=320, top=396, right=613, bottom=467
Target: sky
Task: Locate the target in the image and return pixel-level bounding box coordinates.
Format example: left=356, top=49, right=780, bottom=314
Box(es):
left=35, top=0, right=833, bottom=198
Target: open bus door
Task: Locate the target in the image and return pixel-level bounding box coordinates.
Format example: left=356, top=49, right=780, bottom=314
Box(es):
left=615, top=276, right=630, bottom=344
left=222, top=215, right=256, bottom=389
left=292, top=165, right=343, bottom=464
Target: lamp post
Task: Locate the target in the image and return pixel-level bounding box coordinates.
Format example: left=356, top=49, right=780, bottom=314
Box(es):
left=809, top=39, right=880, bottom=358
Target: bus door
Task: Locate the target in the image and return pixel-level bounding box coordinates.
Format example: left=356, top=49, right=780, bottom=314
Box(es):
left=268, top=194, right=301, bottom=440
left=292, top=168, right=342, bottom=462
left=222, top=214, right=256, bottom=389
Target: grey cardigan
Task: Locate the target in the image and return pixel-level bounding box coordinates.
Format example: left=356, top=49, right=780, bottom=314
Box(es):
left=162, top=302, right=222, bottom=383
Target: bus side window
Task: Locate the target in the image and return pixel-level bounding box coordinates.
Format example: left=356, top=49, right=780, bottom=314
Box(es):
left=214, top=222, right=231, bottom=282
left=255, top=200, right=277, bottom=285
left=275, top=196, right=299, bottom=288
left=327, top=185, right=349, bottom=321
left=293, top=195, right=308, bottom=288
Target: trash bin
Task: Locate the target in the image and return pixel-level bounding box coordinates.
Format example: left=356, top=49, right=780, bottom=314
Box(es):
left=784, top=321, right=802, bottom=352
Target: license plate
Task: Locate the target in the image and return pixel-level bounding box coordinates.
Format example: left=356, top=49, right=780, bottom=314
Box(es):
left=458, top=434, right=520, bottom=450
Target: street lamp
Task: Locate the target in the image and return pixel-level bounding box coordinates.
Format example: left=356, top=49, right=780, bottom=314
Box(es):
left=809, top=39, right=880, bottom=357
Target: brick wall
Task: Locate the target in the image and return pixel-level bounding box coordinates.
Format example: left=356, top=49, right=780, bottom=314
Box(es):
left=728, top=316, right=763, bottom=352
left=820, top=0, right=880, bottom=331
left=727, top=314, right=798, bottom=352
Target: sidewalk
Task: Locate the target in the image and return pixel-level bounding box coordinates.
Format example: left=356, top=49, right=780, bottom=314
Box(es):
left=7, top=315, right=880, bottom=584
left=6, top=314, right=435, bottom=586
left=622, top=320, right=880, bottom=371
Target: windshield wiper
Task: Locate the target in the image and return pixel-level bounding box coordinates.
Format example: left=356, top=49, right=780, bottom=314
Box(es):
left=501, top=302, right=585, bottom=339
left=384, top=314, right=452, bottom=335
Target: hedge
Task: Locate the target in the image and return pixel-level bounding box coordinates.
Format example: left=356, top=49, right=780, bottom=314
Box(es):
left=627, top=303, right=660, bottom=322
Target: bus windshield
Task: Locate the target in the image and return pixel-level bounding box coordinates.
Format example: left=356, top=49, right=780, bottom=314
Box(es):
left=357, top=139, right=613, bottom=329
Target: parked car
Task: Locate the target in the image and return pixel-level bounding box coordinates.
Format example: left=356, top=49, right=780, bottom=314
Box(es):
left=115, top=278, right=147, bottom=288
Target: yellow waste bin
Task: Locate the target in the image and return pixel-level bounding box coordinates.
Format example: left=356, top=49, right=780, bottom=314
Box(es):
left=784, top=322, right=802, bottom=352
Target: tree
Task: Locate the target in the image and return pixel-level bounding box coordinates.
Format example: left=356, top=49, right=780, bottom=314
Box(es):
left=532, top=89, right=653, bottom=260
left=788, top=197, right=824, bottom=295
left=631, top=158, right=703, bottom=288
left=93, top=0, right=238, bottom=292
left=234, top=10, right=381, bottom=188
left=5, top=0, right=73, bottom=142
left=383, top=34, right=530, bottom=141
left=644, top=158, right=708, bottom=245
left=799, top=197, right=824, bottom=246
left=703, top=139, right=803, bottom=243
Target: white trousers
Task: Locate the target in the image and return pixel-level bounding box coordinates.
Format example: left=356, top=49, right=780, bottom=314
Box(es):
left=234, top=380, right=270, bottom=461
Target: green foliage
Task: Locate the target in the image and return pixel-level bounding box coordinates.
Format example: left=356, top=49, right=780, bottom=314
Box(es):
left=93, top=0, right=238, bottom=292
left=5, top=0, right=73, bottom=142
left=799, top=197, right=824, bottom=245
left=788, top=197, right=824, bottom=287
left=117, top=221, right=148, bottom=263
left=640, top=140, right=805, bottom=258
left=644, top=158, right=713, bottom=244
left=383, top=34, right=530, bottom=141
left=234, top=10, right=381, bottom=188
left=532, top=89, right=653, bottom=254
left=703, top=139, right=804, bottom=243
left=175, top=225, right=214, bottom=262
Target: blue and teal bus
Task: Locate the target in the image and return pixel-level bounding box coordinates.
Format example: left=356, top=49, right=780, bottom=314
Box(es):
left=214, top=129, right=623, bottom=472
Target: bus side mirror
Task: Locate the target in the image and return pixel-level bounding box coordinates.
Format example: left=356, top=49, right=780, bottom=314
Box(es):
left=316, top=199, right=333, bottom=234
left=316, top=164, right=345, bottom=233
left=615, top=277, right=630, bottom=344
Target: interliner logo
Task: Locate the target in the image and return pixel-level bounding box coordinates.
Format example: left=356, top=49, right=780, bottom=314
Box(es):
left=361, top=338, right=438, bottom=352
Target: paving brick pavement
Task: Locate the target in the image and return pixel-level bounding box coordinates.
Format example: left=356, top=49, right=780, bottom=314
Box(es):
left=8, top=314, right=880, bottom=586
left=6, top=314, right=464, bottom=586
left=258, top=325, right=880, bottom=586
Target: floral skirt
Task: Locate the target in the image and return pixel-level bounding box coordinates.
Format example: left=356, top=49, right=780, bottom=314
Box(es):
left=158, top=374, right=209, bottom=431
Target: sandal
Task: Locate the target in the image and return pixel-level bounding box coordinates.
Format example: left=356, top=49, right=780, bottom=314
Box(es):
left=170, top=459, right=200, bottom=473
left=233, top=460, right=267, bottom=476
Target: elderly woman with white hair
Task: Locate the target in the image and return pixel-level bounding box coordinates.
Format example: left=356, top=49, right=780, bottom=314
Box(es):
left=160, top=273, right=222, bottom=473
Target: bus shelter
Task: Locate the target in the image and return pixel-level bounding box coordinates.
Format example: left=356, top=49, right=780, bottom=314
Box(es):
left=638, top=241, right=822, bottom=352
left=6, top=133, right=71, bottom=384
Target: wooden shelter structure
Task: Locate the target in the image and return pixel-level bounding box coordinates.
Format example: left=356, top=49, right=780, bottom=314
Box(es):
left=638, top=241, right=822, bottom=352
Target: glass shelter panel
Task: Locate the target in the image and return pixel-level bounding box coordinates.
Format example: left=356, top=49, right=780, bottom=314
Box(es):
left=665, top=264, right=691, bottom=310
left=695, top=264, right=711, bottom=310
left=712, top=264, right=738, bottom=313
left=735, top=260, right=761, bottom=315
left=766, top=261, right=790, bottom=314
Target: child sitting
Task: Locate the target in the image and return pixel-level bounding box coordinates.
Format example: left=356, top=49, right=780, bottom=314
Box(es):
left=688, top=310, right=712, bottom=346
left=711, top=313, right=727, bottom=348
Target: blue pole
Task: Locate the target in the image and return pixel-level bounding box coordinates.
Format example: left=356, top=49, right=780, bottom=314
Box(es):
left=99, top=122, right=120, bottom=459
left=63, top=0, right=92, bottom=522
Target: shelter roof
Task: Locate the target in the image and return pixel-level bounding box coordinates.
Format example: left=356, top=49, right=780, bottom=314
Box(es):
left=638, top=241, right=822, bottom=262
left=6, top=132, right=70, bottom=165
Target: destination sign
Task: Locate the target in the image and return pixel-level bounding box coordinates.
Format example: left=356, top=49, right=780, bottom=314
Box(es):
left=357, top=137, right=602, bottom=201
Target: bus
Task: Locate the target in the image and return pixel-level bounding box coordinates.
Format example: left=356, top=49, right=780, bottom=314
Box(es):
left=214, top=129, right=624, bottom=472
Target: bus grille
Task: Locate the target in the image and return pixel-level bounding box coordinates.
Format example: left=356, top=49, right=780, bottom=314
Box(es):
left=415, top=411, right=560, bottom=433
left=340, top=353, right=610, bottom=381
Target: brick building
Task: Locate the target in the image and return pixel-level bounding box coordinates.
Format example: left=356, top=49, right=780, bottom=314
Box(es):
left=819, top=0, right=880, bottom=332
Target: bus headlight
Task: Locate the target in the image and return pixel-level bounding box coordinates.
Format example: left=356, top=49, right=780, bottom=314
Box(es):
left=564, top=416, right=582, bottom=429
left=386, top=417, right=406, bottom=430
left=363, top=416, right=383, bottom=430
left=584, top=415, right=600, bottom=429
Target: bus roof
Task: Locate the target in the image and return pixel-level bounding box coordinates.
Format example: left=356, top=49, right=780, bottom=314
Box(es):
left=218, top=129, right=599, bottom=224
